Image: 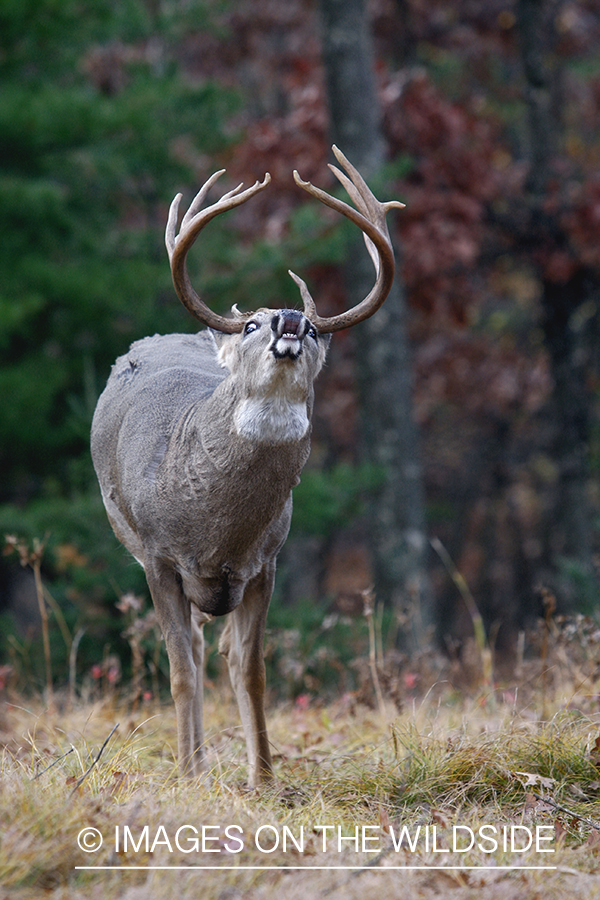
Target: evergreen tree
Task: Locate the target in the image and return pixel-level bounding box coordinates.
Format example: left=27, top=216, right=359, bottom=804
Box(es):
left=0, top=0, right=238, bottom=500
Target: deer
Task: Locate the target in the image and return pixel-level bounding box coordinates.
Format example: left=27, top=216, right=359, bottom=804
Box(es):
left=91, top=146, right=404, bottom=787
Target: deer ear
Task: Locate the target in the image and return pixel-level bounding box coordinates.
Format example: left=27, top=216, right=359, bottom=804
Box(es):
left=209, top=327, right=229, bottom=349
left=212, top=330, right=238, bottom=370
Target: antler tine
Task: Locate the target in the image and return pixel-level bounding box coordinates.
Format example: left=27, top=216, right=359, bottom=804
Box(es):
left=288, top=270, right=318, bottom=321
left=329, top=145, right=405, bottom=219
left=289, top=145, right=405, bottom=334
left=180, top=169, right=226, bottom=230
left=165, top=193, right=183, bottom=258
left=166, top=171, right=271, bottom=334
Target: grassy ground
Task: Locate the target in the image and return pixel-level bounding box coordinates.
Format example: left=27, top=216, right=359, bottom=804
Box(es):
left=3, top=668, right=600, bottom=900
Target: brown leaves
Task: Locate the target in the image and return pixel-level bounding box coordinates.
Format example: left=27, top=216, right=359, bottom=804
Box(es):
left=383, top=72, right=504, bottom=325
left=589, top=735, right=600, bottom=771
left=414, top=330, right=550, bottom=423
left=585, top=828, right=600, bottom=854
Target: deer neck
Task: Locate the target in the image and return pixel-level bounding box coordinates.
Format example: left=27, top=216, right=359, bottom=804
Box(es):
left=177, top=372, right=312, bottom=480
left=227, top=360, right=314, bottom=444
left=153, top=366, right=312, bottom=569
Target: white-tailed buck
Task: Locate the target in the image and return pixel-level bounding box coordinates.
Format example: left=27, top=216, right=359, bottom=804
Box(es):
left=91, top=146, right=403, bottom=786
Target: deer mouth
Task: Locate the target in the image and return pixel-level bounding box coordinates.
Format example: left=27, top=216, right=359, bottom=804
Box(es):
left=270, top=310, right=307, bottom=360
left=275, top=332, right=302, bottom=358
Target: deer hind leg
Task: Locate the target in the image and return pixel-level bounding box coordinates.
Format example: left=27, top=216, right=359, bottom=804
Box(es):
left=145, top=560, right=202, bottom=777
left=219, top=561, right=275, bottom=788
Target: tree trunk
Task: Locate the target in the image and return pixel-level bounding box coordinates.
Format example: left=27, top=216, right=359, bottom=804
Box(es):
left=317, top=0, right=433, bottom=644
left=517, top=0, right=596, bottom=604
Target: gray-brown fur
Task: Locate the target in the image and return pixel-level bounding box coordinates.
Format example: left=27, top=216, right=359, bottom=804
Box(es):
left=91, top=149, right=399, bottom=787
left=91, top=312, right=328, bottom=784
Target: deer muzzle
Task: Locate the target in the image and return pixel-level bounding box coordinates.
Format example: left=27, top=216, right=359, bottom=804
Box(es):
left=269, top=309, right=311, bottom=360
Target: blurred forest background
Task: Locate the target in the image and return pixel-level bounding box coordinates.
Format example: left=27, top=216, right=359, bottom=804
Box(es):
left=2, top=0, right=600, bottom=700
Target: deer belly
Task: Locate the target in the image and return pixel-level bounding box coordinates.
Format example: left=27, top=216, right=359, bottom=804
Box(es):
left=178, top=565, right=245, bottom=617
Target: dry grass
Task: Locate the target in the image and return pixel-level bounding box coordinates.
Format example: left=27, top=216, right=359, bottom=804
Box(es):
left=3, top=673, right=600, bottom=900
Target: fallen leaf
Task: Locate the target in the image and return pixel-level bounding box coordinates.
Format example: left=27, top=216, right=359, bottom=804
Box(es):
left=590, top=736, right=600, bottom=769
left=586, top=829, right=600, bottom=853
left=554, top=818, right=567, bottom=846
left=515, top=771, right=555, bottom=790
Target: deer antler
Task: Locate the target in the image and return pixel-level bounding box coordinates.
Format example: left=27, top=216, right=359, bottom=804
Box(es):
left=289, top=145, right=405, bottom=334
left=166, top=170, right=271, bottom=334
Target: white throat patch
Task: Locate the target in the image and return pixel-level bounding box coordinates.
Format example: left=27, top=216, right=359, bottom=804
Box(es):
left=234, top=396, right=309, bottom=442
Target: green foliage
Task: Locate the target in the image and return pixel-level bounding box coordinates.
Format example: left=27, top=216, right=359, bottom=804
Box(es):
left=557, top=555, right=600, bottom=615
left=0, top=0, right=239, bottom=500
left=290, top=463, right=383, bottom=537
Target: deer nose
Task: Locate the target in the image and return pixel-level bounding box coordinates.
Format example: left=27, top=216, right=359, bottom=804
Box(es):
left=271, top=310, right=308, bottom=339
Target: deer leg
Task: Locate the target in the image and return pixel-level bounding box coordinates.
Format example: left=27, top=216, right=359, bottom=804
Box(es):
left=145, top=560, right=200, bottom=777
left=219, top=562, right=275, bottom=788
left=190, top=608, right=207, bottom=770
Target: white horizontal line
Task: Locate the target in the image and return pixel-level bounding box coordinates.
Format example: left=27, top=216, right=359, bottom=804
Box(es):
left=75, top=865, right=558, bottom=871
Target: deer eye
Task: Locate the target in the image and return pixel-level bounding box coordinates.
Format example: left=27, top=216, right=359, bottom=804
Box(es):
left=307, top=325, right=317, bottom=340
left=244, top=321, right=259, bottom=335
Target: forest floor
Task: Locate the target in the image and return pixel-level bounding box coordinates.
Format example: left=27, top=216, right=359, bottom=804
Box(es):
left=2, top=674, right=600, bottom=900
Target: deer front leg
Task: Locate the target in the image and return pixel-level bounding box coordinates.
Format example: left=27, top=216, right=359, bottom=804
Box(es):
left=146, top=560, right=203, bottom=777
left=219, top=562, right=275, bottom=788
left=190, top=608, right=208, bottom=770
